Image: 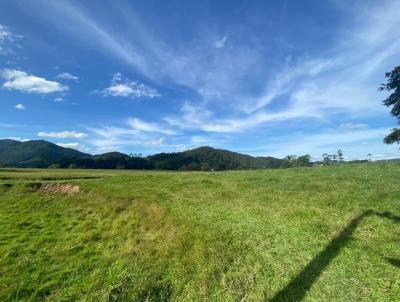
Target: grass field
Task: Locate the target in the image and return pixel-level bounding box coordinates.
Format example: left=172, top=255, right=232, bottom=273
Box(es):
left=0, top=163, right=399, bottom=301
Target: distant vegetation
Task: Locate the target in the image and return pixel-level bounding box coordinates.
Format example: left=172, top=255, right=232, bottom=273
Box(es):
left=0, top=139, right=284, bottom=170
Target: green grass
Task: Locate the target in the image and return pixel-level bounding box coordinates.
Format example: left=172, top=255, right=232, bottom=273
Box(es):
left=0, top=163, right=399, bottom=301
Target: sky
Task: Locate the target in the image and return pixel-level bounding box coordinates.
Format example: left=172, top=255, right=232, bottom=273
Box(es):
left=0, top=0, right=399, bottom=160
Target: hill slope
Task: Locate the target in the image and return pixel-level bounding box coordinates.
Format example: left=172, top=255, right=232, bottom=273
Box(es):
left=148, top=146, right=282, bottom=170
left=0, top=139, right=89, bottom=168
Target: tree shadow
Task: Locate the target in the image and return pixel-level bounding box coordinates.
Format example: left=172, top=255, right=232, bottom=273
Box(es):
left=386, top=258, right=400, bottom=268
left=375, top=211, right=400, bottom=223
left=267, top=209, right=399, bottom=302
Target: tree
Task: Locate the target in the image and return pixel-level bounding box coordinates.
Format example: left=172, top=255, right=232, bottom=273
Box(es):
left=322, top=153, right=331, bottom=166
left=281, top=155, right=297, bottom=168
left=296, top=154, right=311, bottom=167
left=380, top=65, right=400, bottom=144
left=337, top=149, right=344, bottom=162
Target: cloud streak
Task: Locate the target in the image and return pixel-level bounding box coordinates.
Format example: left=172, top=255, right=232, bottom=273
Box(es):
left=37, top=131, right=88, bottom=139
left=56, top=72, right=79, bottom=81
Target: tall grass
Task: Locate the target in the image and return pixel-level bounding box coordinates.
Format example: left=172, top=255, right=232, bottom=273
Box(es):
left=0, top=163, right=399, bottom=301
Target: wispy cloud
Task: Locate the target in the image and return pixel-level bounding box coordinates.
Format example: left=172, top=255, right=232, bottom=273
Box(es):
left=214, top=36, right=228, bottom=49
left=0, top=24, right=13, bottom=41
left=164, top=101, right=318, bottom=133
left=164, top=0, right=400, bottom=134
left=87, top=117, right=178, bottom=153
left=37, top=131, right=88, bottom=139
left=11, top=1, right=400, bottom=159
left=0, top=24, right=21, bottom=55
left=127, top=118, right=176, bottom=134
left=339, top=123, right=369, bottom=130
left=101, top=73, right=160, bottom=99
left=240, top=127, right=397, bottom=160
left=23, top=1, right=150, bottom=76
left=56, top=72, right=79, bottom=81
left=1, top=69, right=68, bottom=94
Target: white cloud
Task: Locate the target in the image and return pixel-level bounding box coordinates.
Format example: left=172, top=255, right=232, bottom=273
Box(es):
left=15, top=103, right=26, bottom=110
left=1, top=69, right=68, bottom=94
left=37, top=131, right=88, bottom=139
left=339, top=123, right=369, bottom=130
left=54, top=97, right=64, bottom=102
left=101, top=73, right=160, bottom=99
left=56, top=142, right=85, bottom=151
left=56, top=72, right=79, bottom=81
left=214, top=36, right=228, bottom=48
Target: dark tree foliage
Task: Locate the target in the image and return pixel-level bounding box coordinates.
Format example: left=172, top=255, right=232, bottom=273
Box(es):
left=281, top=154, right=311, bottom=168
left=383, top=128, right=400, bottom=144
left=337, top=150, right=344, bottom=162
left=380, top=65, right=400, bottom=144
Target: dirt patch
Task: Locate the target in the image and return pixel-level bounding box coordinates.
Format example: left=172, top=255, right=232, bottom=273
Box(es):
left=41, top=183, right=80, bottom=194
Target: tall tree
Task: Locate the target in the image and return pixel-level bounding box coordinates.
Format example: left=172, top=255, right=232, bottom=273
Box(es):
left=380, top=65, right=400, bottom=144
left=337, top=149, right=344, bottom=162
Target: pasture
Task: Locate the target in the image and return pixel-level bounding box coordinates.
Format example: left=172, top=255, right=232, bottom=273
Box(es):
left=0, top=163, right=399, bottom=301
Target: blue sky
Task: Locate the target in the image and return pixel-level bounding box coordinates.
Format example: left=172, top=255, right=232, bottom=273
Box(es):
left=0, top=0, right=399, bottom=160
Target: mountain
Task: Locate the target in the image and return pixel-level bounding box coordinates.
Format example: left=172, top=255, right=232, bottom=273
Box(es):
left=148, top=146, right=283, bottom=170
left=0, top=139, right=283, bottom=170
left=0, top=139, right=90, bottom=168
left=92, top=152, right=131, bottom=161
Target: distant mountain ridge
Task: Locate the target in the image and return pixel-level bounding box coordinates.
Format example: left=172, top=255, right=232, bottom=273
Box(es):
left=0, top=139, right=89, bottom=168
left=0, top=139, right=283, bottom=170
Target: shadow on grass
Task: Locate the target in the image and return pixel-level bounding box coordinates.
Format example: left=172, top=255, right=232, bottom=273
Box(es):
left=386, top=258, right=400, bottom=268
left=268, top=209, right=400, bottom=302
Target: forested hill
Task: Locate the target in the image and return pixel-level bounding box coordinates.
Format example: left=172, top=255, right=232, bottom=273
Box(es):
left=0, top=139, right=89, bottom=168
left=148, top=146, right=283, bottom=170
left=0, top=139, right=283, bottom=170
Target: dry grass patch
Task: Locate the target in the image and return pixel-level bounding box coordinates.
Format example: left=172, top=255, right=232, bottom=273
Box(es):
left=40, top=183, right=80, bottom=194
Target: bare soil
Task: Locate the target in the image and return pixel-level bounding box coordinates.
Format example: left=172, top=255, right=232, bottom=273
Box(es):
left=39, top=183, right=80, bottom=194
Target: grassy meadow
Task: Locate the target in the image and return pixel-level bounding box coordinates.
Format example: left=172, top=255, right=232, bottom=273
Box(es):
left=0, top=163, right=399, bottom=301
